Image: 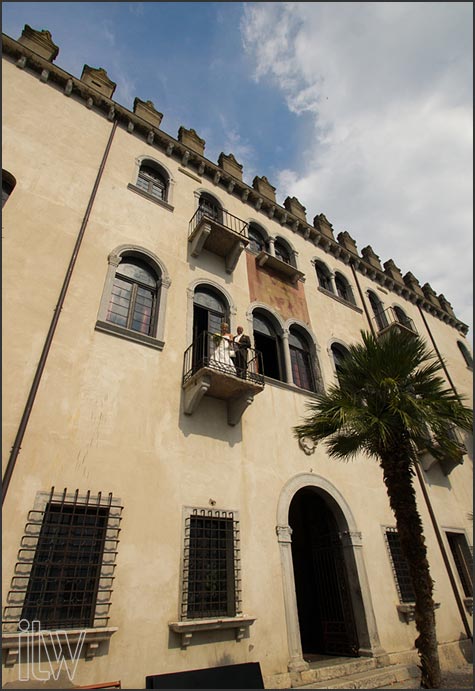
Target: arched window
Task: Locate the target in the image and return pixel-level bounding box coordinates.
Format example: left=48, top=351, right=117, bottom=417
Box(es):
left=334, top=273, right=355, bottom=304
left=393, top=305, right=413, bottom=331
left=193, top=286, right=229, bottom=340
left=274, top=238, right=292, bottom=265
left=253, top=311, right=285, bottom=382
left=368, top=291, right=388, bottom=331
left=289, top=327, right=316, bottom=392
left=198, top=192, right=223, bottom=224
left=315, top=261, right=334, bottom=293
left=457, top=341, right=473, bottom=369
left=106, top=257, right=160, bottom=336
left=136, top=161, right=168, bottom=201
left=248, top=223, right=268, bottom=254
left=331, top=343, right=350, bottom=381
left=2, top=170, right=16, bottom=207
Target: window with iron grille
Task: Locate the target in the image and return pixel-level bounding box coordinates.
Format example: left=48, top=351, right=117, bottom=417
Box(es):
left=3, top=488, right=122, bottom=632
left=181, top=509, right=241, bottom=620
left=446, top=532, right=473, bottom=597
left=385, top=528, right=415, bottom=603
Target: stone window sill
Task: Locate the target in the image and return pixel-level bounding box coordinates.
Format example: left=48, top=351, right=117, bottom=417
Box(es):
left=95, top=320, right=164, bottom=350
left=397, top=602, right=440, bottom=623
left=318, top=286, right=362, bottom=313
left=127, top=183, right=174, bottom=212
left=168, top=616, right=256, bottom=649
left=2, top=626, right=118, bottom=666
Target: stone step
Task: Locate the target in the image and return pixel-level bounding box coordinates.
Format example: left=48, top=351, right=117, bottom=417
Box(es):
left=293, top=657, right=378, bottom=686
left=297, top=663, right=420, bottom=689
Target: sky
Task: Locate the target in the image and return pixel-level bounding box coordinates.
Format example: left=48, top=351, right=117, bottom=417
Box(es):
left=2, top=2, right=473, bottom=341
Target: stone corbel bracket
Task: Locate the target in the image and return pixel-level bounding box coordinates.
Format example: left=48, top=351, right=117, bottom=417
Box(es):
left=397, top=602, right=440, bottom=624
left=168, top=616, right=256, bottom=649
left=1, top=627, right=118, bottom=666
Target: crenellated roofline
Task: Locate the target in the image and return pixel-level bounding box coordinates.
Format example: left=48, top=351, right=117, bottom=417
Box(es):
left=2, top=29, right=468, bottom=336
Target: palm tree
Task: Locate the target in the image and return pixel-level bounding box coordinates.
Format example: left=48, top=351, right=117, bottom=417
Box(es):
left=294, top=329, right=472, bottom=689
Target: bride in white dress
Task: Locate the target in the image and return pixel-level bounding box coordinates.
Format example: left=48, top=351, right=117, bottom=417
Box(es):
left=211, top=322, right=235, bottom=370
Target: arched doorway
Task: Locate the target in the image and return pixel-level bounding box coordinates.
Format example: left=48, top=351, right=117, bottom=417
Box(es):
left=289, top=487, right=359, bottom=658
left=193, top=286, right=229, bottom=367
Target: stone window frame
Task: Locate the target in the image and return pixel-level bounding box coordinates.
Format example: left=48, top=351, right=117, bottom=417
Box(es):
left=457, top=340, right=473, bottom=370
left=2, top=169, right=17, bottom=207
left=168, top=505, right=256, bottom=649
left=274, top=234, right=299, bottom=269
left=286, top=319, right=325, bottom=394
left=334, top=270, right=356, bottom=306
left=442, top=526, right=473, bottom=611
left=2, top=488, right=122, bottom=664
left=95, top=244, right=171, bottom=350
left=328, top=338, right=351, bottom=384
left=246, top=219, right=271, bottom=254
left=127, top=155, right=175, bottom=211
left=314, top=258, right=335, bottom=293
left=186, top=278, right=236, bottom=345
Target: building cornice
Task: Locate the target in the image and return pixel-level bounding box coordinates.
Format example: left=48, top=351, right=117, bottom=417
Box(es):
left=2, top=32, right=468, bottom=336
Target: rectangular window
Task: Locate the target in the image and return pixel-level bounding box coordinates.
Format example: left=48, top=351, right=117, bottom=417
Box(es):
left=181, top=509, right=240, bottom=620
left=385, top=528, right=416, bottom=603
left=446, top=532, right=473, bottom=597
left=3, top=489, right=122, bottom=632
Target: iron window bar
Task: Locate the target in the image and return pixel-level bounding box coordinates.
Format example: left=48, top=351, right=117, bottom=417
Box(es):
left=188, top=205, right=248, bottom=239
left=183, top=330, right=264, bottom=387
left=384, top=528, right=416, bottom=603
left=3, top=487, right=123, bottom=632
left=181, top=509, right=241, bottom=621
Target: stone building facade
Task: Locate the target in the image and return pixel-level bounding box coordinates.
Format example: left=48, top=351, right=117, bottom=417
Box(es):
left=2, top=25, right=473, bottom=689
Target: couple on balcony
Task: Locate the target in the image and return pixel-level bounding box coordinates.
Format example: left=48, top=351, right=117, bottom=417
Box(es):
left=212, top=323, right=251, bottom=378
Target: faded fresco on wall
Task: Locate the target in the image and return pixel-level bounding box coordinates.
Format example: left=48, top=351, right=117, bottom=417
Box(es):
left=246, top=252, right=310, bottom=324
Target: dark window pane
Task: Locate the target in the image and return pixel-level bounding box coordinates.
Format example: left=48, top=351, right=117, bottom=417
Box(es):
left=386, top=530, right=415, bottom=603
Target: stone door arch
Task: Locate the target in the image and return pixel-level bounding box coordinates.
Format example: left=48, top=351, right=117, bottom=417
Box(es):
left=276, top=473, right=385, bottom=672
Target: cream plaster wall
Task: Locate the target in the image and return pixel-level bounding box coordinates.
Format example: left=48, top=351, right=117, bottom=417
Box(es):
left=2, top=47, right=472, bottom=689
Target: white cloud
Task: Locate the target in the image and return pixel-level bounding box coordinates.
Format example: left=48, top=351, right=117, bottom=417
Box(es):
left=241, top=2, right=473, bottom=338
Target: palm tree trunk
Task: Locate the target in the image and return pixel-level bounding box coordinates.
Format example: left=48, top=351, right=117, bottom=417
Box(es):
left=380, top=447, right=442, bottom=689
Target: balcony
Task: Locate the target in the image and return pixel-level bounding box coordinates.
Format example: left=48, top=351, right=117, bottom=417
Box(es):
left=183, top=332, right=264, bottom=425
left=374, top=307, right=417, bottom=336
left=255, top=250, right=305, bottom=284
left=417, top=426, right=466, bottom=475
left=188, top=206, right=249, bottom=273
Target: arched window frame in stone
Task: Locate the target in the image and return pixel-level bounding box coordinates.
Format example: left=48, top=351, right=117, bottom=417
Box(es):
left=313, top=258, right=335, bottom=293
left=367, top=290, right=388, bottom=332
left=328, top=339, right=351, bottom=383
left=193, top=187, right=225, bottom=222
left=247, top=219, right=271, bottom=254
left=334, top=270, right=356, bottom=305
left=128, top=155, right=175, bottom=210
left=274, top=234, right=298, bottom=268
left=285, top=319, right=324, bottom=393
left=186, top=278, right=237, bottom=345
left=2, top=169, right=16, bottom=207
left=95, top=244, right=171, bottom=350
left=457, top=340, right=473, bottom=370
left=247, top=303, right=288, bottom=384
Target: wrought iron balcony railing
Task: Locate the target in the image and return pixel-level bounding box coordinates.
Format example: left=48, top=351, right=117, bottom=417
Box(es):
left=189, top=206, right=248, bottom=239
left=373, top=306, right=417, bottom=335
left=183, top=331, right=264, bottom=387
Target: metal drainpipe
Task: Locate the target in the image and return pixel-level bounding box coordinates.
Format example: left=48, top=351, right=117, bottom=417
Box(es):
left=349, top=259, right=376, bottom=336
left=415, top=302, right=472, bottom=640
left=2, top=119, right=118, bottom=505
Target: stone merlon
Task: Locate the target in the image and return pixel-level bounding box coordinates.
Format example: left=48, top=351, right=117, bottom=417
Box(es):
left=313, top=213, right=335, bottom=240
left=80, top=65, right=116, bottom=99
left=383, top=259, right=405, bottom=285
left=178, top=127, right=205, bottom=156
left=361, top=246, right=382, bottom=271
left=284, top=197, right=307, bottom=222
left=18, top=24, right=59, bottom=62
left=133, top=98, right=163, bottom=129
left=218, top=153, right=243, bottom=181
left=252, top=176, right=276, bottom=203
left=337, top=231, right=358, bottom=255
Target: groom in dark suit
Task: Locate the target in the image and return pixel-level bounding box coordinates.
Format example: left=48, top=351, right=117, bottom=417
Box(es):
left=233, top=325, right=251, bottom=378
